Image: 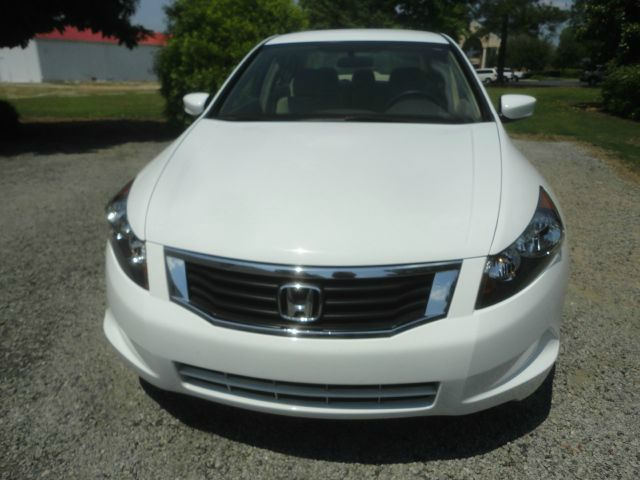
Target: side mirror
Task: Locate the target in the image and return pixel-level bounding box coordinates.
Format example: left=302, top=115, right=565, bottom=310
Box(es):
left=499, top=94, right=536, bottom=122
left=183, top=92, right=210, bottom=116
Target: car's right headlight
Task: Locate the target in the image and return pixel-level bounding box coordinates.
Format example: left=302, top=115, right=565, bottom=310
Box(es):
left=106, top=180, right=148, bottom=289
left=476, top=187, right=564, bottom=308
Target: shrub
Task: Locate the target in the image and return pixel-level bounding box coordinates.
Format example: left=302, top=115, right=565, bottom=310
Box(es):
left=155, top=0, right=307, bottom=124
left=601, top=65, right=640, bottom=121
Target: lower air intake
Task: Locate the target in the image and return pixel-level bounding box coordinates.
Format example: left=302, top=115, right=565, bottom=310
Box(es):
left=177, top=363, right=438, bottom=410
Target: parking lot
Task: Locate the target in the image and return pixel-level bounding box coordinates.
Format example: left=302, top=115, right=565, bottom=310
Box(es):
left=1, top=133, right=638, bottom=479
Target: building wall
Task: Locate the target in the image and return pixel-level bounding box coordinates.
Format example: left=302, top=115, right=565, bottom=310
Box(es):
left=0, top=41, right=42, bottom=82
left=36, top=40, right=160, bottom=82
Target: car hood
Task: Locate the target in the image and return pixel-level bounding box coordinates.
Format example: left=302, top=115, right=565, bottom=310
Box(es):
left=145, top=120, right=502, bottom=265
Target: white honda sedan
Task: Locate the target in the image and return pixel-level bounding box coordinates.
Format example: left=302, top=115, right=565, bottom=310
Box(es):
left=104, top=30, right=568, bottom=419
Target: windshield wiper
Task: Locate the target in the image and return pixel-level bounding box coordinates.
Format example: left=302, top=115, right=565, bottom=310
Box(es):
left=216, top=114, right=347, bottom=122
left=216, top=114, right=266, bottom=121
left=341, top=115, right=392, bottom=122
left=215, top=114, right=463, bottom=124
left=343, top=114, right=465, bottom=124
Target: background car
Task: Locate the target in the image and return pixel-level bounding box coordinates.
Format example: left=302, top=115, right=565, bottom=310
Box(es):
left=503, top=67, right=518, bottom=82
left=513, top=69, right=529, bottom=80
left=580, top=64, right=606, bottom=85
left=475, top=67, right=497, bottom=84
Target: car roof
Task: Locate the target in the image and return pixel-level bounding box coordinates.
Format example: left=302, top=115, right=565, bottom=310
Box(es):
left=266, top=29, right=448, bottom=46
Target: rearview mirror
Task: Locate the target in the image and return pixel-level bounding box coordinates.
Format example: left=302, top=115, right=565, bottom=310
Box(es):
left=499, top=94, right=536, bottom=122
left=183, top=92, right=210, bottom=116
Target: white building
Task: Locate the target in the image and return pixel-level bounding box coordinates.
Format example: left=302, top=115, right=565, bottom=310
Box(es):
left=0, top=27, right=168, bottom=83
left=459, top=21, right=501, bottom=69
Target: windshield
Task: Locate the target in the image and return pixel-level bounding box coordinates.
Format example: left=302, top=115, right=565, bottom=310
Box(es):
left=211, top=42, right=486, bottom=124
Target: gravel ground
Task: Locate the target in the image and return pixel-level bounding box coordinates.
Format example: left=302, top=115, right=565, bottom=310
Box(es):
left=1, top=135, right=638, bottom=479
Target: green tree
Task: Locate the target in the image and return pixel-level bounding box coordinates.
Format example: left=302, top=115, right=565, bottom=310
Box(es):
left=574, top=0, right=640, bottom=66
left=301, top=0, right=473, bottom=37
left=462, top=34, right=484, bottom=63
left=506, top=34, right=552, bottom=70
left=396, top=1, right=473, bottom=38
left=473, top=0, right=567, bottom=82
left=299, top=0, right=397, bottom=29
left=0, top=0, right=149, bottom=48
left=156, top=0, right=307, bottom=123
left=553, top=26, right=590, bottom=68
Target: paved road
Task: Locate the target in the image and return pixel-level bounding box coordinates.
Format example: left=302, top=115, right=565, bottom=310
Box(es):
left=1, top=132, right=638, bottom=479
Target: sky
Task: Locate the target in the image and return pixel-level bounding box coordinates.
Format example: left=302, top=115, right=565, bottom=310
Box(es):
left=131, top=0, right=574, bottom=34
left=546, top=0, right=573, bottom=9
left=132, top=0, right=172, bottom=33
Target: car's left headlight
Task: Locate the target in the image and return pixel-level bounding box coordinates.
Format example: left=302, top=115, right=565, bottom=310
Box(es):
left=106, top=180, right=148, bottom=289
left=477, top=187, right=564, bottom=308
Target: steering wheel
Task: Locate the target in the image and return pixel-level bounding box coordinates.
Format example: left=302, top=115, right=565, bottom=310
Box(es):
left=385, top=90, right=443, bottom=111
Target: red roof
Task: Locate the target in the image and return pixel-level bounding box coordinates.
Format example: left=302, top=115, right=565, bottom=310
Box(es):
left=35, top=27, right=168, bottom=46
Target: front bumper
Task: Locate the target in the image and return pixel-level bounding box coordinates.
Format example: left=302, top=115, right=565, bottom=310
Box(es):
left=104, top=241, right=569, bottom=419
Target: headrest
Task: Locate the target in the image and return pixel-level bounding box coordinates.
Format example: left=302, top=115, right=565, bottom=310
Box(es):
left=352, top=69, right=375, bottom=88
left=293, top=68, right=339, bottom=97
left=389, top=67, right=428, bottom=95
left=389, top=67, right=444, bottom=95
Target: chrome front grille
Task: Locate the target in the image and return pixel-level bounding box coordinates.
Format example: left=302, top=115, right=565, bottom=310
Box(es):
left=177, top=364, right=439, bottom=410
left=166, top=247, right=461, bottom=338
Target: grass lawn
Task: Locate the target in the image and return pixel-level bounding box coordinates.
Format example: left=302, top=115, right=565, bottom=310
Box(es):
left=488, top=86, right=640, bottom=169
left=2, top=82, right=638, bottom=169
left=0, top=83, right=165, bottom=121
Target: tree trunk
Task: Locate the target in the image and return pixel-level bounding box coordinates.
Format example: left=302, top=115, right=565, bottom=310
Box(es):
left=497, top=14, right=509, bottom=84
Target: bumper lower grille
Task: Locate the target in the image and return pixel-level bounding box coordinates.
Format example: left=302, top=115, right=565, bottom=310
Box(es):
left=166, top=248, right=460, bottom=337
left=177, top=364, right=438, bottom=410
